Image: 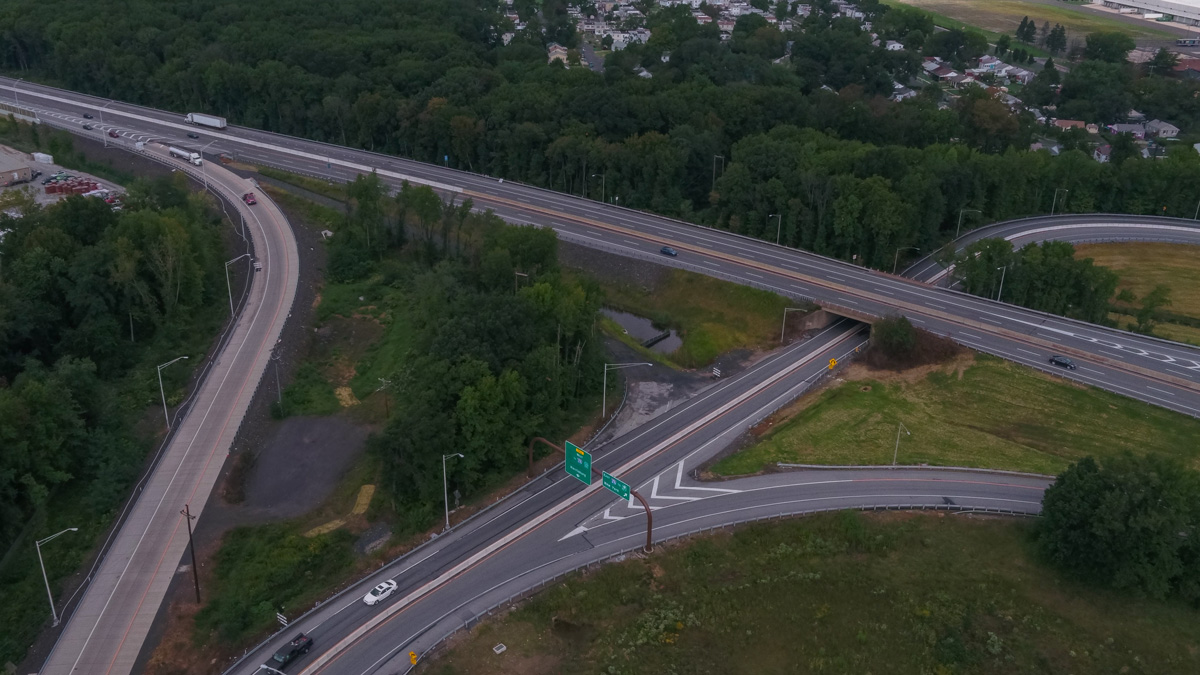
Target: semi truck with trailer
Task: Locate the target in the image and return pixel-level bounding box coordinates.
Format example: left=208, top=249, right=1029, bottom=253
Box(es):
left=168, top=146, right=203, bottom=166
left=185, top=112, right=227, bottom=129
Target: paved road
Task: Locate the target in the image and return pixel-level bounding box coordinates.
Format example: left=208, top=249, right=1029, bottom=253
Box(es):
left=3, top=77, right=1197, bottom=420
left=38, top=143, right=300, bottom=675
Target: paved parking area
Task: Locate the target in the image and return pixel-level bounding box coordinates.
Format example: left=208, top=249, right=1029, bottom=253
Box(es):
left=0, top=143, right=125, bottom=207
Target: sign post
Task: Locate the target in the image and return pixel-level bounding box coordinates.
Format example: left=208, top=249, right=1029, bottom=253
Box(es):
left=602, top=471, right=631, bottom=501
left=564, top=440, right=592, bottom=485
left=828, top=357, right=838, bottom=369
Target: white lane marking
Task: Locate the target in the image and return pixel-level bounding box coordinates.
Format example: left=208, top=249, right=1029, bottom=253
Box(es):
left=649, top=475, right=701, bottom=502
left=623, top=239, right=640, bottom=246
left=745, top=272, right=764, bottom=279
left=703, top=260, right=722, bottom=268
left=981, top=317, right=1001, bottom=325
left=876, top=288, right=895, bottom=296
left=925, top=302, right=946, bottom=310
left=910, top=317, right=926, bottom=324
left=1147, top=386, right=1176, bottom=396
left=959, top=332, right=983, bottom=340
left=1017, top=348, right=1040, bottom=357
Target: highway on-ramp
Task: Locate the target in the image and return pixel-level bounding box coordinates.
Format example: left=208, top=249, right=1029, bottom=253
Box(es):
left=39, top=146, right=300, bottom=675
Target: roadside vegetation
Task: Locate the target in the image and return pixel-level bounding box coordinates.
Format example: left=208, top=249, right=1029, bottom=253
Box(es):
left=0, top=174, right=229, bottom=666
left=1077, top=242, right=1200, bottom=345
left=711, top=353, right=1200, bottom=476
left=0, top=115, right=136, bottom=185
left=581, top=268, right=802, bottom=368
left=421, top=511, right=1199, bottom=675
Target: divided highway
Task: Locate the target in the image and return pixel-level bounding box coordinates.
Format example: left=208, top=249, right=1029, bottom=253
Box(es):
left=1, top=77, right=1194, bottom=674
left=38, top=146, right=299, bottom=674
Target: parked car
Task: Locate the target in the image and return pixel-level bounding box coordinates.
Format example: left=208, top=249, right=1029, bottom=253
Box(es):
left=82, top=113, right=94, bottom=119
left=271, top=633, right=313, bottom=669
left=108, top=130, right=120, bottom=138
left=363, top=579, right=398, bottom=606
left=187, top=132, right=200, bottom=139
left=1048, top=355, right=1076, bottom=370
left=243, top=192, right=257, bottom=205
left=660, top=246, right=678, bottom=257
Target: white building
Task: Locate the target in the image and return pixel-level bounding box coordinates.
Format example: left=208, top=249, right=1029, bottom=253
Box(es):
left=1099, top=0, right=1200, bottom=27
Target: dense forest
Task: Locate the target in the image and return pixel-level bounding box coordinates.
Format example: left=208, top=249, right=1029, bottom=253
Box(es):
left=6, top=0, right=1200, bottom=271
left=329, top=175, right=605, bottom=528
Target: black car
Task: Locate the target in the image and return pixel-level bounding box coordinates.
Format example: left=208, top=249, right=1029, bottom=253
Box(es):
left=187, top=132, right=200, bottom=139
left=272, top=633, right=313, bottom=669
left=660, top=246, right=678, bottom=257
left=1049, top=355, right=1076, bottom=370
left=82, top=124, right=93, bottom=130
left=82, top=113, right=94, bottom=119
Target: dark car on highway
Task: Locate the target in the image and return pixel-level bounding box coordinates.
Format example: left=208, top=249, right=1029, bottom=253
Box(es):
left=82, top=124, right=93, bottom=130
left=1049, top=355, right=1076, bottom=370
left=108, top=130, right=120, bottom=138
left=271, top=633, right=313, bottom=669
left=187, top=132, right=200, bottom=139
left=82, top=113, right=94, bottom=119
left=660, top=246, right=678, bottom=257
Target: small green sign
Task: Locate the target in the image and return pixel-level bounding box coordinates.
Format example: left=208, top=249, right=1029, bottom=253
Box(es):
left=602, top=471, right=631, bottom=501
left=565, top=440, right=592, bottom=485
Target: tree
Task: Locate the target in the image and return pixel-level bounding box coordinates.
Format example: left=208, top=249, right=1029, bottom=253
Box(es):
left=995, top=33, right=1011, bottom=57
left=1046, top=24, right=1067, bottom=55
left=1083, top=30, right=1136, bottom=63
left=1016, top=16, right=1032, bottom=44
left=1134, top=284, right=1172, bottom=333
left=1038, top=20, right=1051, bottom=46
left=1146, top=47, right=1180, bottom=75
left=871, top=315, right=917, bottom=361
left=1036, top=455, right=1200, bottom=603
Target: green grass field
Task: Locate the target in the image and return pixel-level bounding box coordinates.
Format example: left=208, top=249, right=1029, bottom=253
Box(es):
left=420, top=512, right=1200, bottom=675
left=885, top=0, right=1174, bottom=40
left=1078, top=243, right=1200, bottom=321
left=584, top=268, right=805, bottom=368
left=711, top=354, right=1200, bottom=476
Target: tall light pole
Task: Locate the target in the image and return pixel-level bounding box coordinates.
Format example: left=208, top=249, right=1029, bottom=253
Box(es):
left=781, top=307, right=807, bottom=344
left=99, top=101, right=114, bottom=147
left=892, top=422, right=911, bottom=466
left=442, top=453, right=463, bottom=532
left=1193, top=197, right=1200, bottom=221
left=514, top=271, right=528, bottom=294
left=224, top=254, right=251, bottom=316
left=603, top=362, right=652, bottom=417
left=893, top=246, right=919, bottom=274
left=591, top=173, right=605, bottom=203
left=200, top=140, right=217, bottom=188
left=1051, top=188, right=1069, bottom=216
left=996, top=265, right=1008, bottom=302
left=14, top=77, right=23, bottom=106
left=711, top=154, right=724, bottom=194
left=769, top=213, right=782, bottom=245
left=956, top=208, right=981, bottom=239
left=157, top=356, right=189, bottom=430
left=271, top=351, right=283, bottom=413
left=36, top=527, right=78, bottom=627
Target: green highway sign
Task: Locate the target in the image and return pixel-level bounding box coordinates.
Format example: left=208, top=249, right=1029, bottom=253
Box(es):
left=564, top=440, right=592, bottom=485
left=602, top=471, right=631, bottom=501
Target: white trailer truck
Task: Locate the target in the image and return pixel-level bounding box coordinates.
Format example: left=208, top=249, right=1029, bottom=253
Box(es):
left=168, top=146, right=203, bottom=166
left=185, top=112, right=227, bottom=129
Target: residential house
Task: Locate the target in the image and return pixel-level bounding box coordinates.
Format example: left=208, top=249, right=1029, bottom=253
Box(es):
left=931, top=66, right=958, bottom=81
left=1030, top=140, right=1062, bottom=155
left=1109, top=123, right=1146, bottom=139
left=1174, top=58, right=1200, bottom=80
left=1094, top=144, right=1112, bottom=163
left=1127, top=109, right=1146, bottom=122
left=889, top=81, right=917, bottom=102
left=1146, top=119, right=1180, bottom=138
left=884, top=40, right=904, bottom=51
left=547, top=42, right=568, bottom=65
left=1086, top=123, right=1100, bottom=134
left=1053, top=119, right=1086, bottom=130
left=1142, top=144, right=1169, bottom=159
left=1004, top=67, right=1034, bottom=85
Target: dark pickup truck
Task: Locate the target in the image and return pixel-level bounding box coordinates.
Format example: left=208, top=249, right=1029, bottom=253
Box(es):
left=271, top=633, right=313, bottom=670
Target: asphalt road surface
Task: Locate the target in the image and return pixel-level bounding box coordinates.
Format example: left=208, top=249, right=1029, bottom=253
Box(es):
left=37, top=144, right=300, bottom=675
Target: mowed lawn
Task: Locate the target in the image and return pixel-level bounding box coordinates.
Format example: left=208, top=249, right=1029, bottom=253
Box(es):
left=711, top=354, right=1200, bottom=476
left=589, top=268, right=800, bottom=368
left=420, top=512, right=1200, bottom=675
left=885, top=0, right=1174, bottom=39
left=1077, top=242, right=1200, bottom=321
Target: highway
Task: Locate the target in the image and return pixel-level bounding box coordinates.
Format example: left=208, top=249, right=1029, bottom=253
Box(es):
left=4, top=77, right=1199, bottom=421
left=38, top=146, right=300, bottom=675
left=0, top=77, right=1192, bottom=673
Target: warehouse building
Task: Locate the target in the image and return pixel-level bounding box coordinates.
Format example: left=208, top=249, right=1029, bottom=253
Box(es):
left=0, top=154, right=32, bottom=187
left=1099, top=0, right=1200, bottom=27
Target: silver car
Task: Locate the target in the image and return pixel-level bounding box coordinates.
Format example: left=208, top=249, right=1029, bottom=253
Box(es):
left=363, top=579, right=398, bottom=606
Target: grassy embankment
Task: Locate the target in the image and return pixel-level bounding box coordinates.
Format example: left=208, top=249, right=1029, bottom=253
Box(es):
left=883, top=0, right=1174, bottom=42
left=422, top=511, right=1199, bottom=675
left=582, top=268, right=807, bottom=369
left=712, top=354, right=1200, bottom=476
left=1077, top=242, right=1200, bottom=347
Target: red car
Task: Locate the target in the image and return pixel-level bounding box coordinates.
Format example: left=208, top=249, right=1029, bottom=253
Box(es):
left=108, top=130, right=119, bottom=138
left=242, top=192, right=257, bottom=205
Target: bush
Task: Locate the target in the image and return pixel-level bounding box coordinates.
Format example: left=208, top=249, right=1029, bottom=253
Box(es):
left=866, top=316, right=961, bottom=370
left=1036, top=455, right=1200, bottom=603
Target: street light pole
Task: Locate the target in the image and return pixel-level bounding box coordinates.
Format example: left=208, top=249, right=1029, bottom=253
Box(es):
left=14, top=77, right=23, bottom=106
left=442, top=453, right=463, bottom=532
left=1051, top=188, right=1069, bottom=216
left=514, top=271, right=528, bottom=294
left=769, top=213, right=782, bottom=245
left=956, top=208, right=980, bottom=239
left=603, top=362, right=653, bottom=418
left=996, top=265, right=1008, bottom=302
left=157, top=356, right=190, bottom=430
left=36, top=527, right=78, bottom=627
left=225, top=254, right=251, bottom=316
left=892, top=422, right=911, bottom=466
left=200, top=140, right=217, bottom=188
left=711, top=154, right=724, bottom=194
left=893, top=246, right=919, bottom=274
left=780, top=307, right=807, bottom=343
left=1193, top=197, right=1199, bottom=221
left=591, top=173, right=605, bottom=203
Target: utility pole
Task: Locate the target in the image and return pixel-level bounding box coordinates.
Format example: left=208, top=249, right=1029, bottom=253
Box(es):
left=180, top=505, right=201, bottom=602
left=157, top=356, right=189, bottom=430
left=996, top=265, right=1008, bottom=302
left=893, top=422, right=911, bottom=466
left=769, top=213, right=782, bottom=245
left=36, top=527, right=78, bottom=627
left=442, top=453, right=464, bottom=532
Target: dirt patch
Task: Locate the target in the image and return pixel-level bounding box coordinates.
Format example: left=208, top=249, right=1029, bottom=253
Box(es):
left=559, top=238, right=670, bottom=292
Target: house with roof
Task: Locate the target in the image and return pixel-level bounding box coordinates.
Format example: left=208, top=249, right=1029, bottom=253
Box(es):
left=1109, top=123, right=1146, bottom=139
left=1146, top=119, right=1180, bottom=138
left=885, top=40, right=904, bottom=51
left=1094, top=144, right=1112, bottom=163
left=1052, top=119, right=1086, bottom=130
left=889, top=81, right=917, bottom=102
